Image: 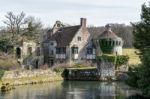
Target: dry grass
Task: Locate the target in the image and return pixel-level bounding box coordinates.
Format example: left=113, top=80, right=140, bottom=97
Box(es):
left=123, top=48, right=141, bottom=65
left=0, top=56, right=20, bottom=70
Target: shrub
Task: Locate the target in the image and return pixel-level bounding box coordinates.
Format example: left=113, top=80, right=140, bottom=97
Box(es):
left=72, top=64, right=88, bottom=68
left=0, top=70, right=5, bottom=79
left=125, top=67, right=139, bottom=88
left=97, top=55, right=129, bottom=67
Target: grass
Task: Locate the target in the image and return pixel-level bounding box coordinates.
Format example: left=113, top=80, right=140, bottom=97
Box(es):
left=67, top=67, right=96, bottom=70
left=123, top=48, right=141, bottom=65
left=0, top=56, right=19, bottom=70
left=2, top=75, right=63, bottom=86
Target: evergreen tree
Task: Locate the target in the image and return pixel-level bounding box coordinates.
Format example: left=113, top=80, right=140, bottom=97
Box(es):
left=132, top=3, right=150, bottom=96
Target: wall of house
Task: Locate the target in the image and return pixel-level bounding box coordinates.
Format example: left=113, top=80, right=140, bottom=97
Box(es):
left=113, top=46, right=122, bottom=55
left=69, top=27, right=90, bottom=64
left=22, top=41, right=37, bottom=56
left=15, top=41, right=44, bottom=69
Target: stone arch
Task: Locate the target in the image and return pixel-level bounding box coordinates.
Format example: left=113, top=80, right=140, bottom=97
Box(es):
left=116, top=41, right=119, bottom=46
left=35, top=59, right=39, bottom=69
left=109, top=40, right=111, bottom=46
left=119, top=41, right=121, bottom=46
left=112, top=41, right=115, bottom=46
left=27, top=46, right=32, bottom=55
left=16, top=47, right=21, bottom=58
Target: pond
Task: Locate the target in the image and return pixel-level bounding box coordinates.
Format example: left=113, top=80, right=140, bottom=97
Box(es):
left=0, top=81, right=144, bottom=99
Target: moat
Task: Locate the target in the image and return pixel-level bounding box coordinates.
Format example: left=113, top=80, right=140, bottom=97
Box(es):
left=0, top=81, right=143, bottom=99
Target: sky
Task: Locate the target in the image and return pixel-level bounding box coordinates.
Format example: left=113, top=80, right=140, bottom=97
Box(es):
left=0, top=0, right=148, bottom=27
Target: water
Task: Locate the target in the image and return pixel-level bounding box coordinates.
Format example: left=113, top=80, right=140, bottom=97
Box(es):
left=0, top=81, right=143, bottom=99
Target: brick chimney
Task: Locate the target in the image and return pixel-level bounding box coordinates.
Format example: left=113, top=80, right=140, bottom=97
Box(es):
left=80, top=18, right=87, bottom=28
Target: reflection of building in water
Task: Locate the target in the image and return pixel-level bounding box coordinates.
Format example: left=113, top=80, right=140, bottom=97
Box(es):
left=63, top=82, right=138, bottom=99
left=2, top=81, right=141, bottom=99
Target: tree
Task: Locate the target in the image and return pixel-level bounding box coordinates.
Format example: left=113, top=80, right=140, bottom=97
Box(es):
left=3, top=11, right=27, bottom=43
left=23, top=16, right=43, bottom=41
left=132, top=3, right=150, bottom=97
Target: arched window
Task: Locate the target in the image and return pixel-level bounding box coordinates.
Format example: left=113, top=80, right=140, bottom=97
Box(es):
left=27, top=47, right=32, bottom=56
left=72, top=47, right=78, bottom=54
left=16, top=47, right=21, bottom=58
left=116, top=41, right=118, bottom=46
left=112, top=41, right=115, bottom=46
left=109, top=40, right=111, bottom=46
left=36, top=47, right=40, bottom=56
left=119, top=41, right=121, bottom=45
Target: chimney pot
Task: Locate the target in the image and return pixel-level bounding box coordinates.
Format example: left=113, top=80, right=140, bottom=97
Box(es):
left=80, top=18, right=87, bottom=28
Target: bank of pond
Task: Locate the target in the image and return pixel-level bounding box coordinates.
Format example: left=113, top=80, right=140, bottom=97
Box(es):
left=0, top=81, right=147, bottom=99
left=0, top=68, right=148, bottom=99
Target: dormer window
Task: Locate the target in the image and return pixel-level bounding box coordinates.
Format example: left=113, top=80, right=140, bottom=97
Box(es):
left=78, top=36, right=81, bottom=41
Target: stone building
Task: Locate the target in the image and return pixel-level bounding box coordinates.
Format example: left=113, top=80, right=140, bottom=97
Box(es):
left=95, top=24, right=123, bottom=55
left=14, top=39, right=43, bottom=69
left=43, top=18, right=96, bottom=66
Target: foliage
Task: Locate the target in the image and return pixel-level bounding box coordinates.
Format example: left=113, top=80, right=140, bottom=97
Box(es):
left=116, top=55, right=129, bottom=66
left=23, top=16, right=43, bottom=41
left=0, top=56, right=20, bottom=70
left=128, top=3, right=150, bottom=97
left=125, top=67, right=140, bottom=88
left=99, top=39, right=114, bottom=54
left=0, top=70, right=5, bottom=80
left=72, top=64, right=88, bottom=68
left=0, top=38, right=13, bottom=53
left=97, top=55, right=129, bottom=67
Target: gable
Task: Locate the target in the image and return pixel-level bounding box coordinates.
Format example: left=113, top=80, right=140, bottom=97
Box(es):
left=48, top=25, right=81, bottom=47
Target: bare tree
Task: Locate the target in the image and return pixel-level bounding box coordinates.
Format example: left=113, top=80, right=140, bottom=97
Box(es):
left=3, top=11, right=27, bottom=42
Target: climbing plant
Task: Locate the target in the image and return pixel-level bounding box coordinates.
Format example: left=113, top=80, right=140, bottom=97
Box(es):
left=97, top=55, right=129, bottom=67
left=99, top=39, right=114, bottom=54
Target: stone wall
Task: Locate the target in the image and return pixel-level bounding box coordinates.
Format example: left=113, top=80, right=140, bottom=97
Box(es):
left=2, top=69, right=63, bottom=85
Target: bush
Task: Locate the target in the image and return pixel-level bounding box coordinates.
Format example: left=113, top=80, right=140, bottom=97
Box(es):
left=125, top=67, right=139, bottom=88
left=0, top=70, right=5, bottom=79
left=97, top=55, right=129, bottom=67
left=72, top=64, right=88, bottom=68
left=0, top=58, right=20, bottom=70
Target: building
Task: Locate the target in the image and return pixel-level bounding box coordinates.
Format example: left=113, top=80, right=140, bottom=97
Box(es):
left=14, top=18, right=123, bottom=69
left=14, top=39, right=43, bottom=69
left=95, top=24, right=123, bottom=55
left=43, top=18, right=96, bottom=66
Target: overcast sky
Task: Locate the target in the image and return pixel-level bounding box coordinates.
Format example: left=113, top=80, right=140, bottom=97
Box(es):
left=0, top=0, right=148, bottom=27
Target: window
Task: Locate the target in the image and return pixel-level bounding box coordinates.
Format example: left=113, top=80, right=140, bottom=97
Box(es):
left=50, top=42, right=54, bottom=46
left=36, top=47, right=40, bottom=56
left=56, top=47, right=66, bottom=54
left=77, top=36, right=81, bottom=41
left=16, top=47, right=21, bottom=58
left=56, top=47, right=61, bottom=54
left=87, top=48, right=93, bottom=54
left=72, top=47, right=78, bottom=54
left=27, top=47, right=32, bottom=55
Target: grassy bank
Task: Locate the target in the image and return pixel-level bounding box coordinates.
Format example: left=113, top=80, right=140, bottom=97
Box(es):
left=123, top=48, right=141, bottom=65
left=1, top=70, right=63, bottom=86
left=2, top=75, right=63, bottom=86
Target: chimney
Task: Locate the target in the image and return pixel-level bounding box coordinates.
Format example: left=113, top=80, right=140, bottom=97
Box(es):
left=80, top=18, right=87, bottom=28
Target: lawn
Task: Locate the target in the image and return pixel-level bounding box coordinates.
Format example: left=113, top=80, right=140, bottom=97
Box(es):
left=123, top=48, right=141, bottom=65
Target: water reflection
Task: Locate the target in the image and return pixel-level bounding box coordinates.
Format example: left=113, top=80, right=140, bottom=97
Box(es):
left=0, top=81, right=143, bottom=99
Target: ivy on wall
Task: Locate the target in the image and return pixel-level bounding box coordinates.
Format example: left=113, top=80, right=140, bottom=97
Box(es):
left=99, top=39, right=114, bottom=54
left=97, top=55, right=129, bottom=67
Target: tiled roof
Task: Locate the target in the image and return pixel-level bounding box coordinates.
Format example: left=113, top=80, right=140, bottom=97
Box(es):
left=98, top=30, right=121, bottom=40
left=47, top=25, right=81, bottom=47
